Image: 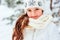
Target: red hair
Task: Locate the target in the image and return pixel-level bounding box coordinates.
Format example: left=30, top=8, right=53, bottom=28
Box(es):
left=12, top=14, right=29, bottom=40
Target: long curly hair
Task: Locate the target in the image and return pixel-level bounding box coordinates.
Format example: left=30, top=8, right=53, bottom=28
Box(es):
left=12, top=13, right=29, bottom=40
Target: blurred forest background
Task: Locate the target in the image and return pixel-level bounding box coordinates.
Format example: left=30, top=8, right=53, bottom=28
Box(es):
left=0, top=0, right=60, bottom=40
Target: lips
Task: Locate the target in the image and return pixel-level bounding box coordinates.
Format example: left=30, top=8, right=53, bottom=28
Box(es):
left=31, top=16, right=38, bottom=19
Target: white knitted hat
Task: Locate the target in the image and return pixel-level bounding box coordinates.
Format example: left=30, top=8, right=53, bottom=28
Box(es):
left=23, top=0, right=52, bottom=15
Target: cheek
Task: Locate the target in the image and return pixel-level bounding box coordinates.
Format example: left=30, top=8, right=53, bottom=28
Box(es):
left=26, top=12, right=32, bottom=17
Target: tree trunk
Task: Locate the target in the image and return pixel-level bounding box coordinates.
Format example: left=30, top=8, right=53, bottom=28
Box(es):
left=50, top=0, right=52, bottom=10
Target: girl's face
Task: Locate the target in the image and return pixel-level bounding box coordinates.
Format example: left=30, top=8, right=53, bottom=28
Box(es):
left=26, top=7, right=43, bottom=19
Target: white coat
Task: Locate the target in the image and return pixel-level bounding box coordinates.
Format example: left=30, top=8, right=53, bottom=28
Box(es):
left=23, top=14, right=60, bottom=40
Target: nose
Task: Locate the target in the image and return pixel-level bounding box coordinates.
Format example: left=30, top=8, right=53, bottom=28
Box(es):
left=31, top=11, right=36, bottom=16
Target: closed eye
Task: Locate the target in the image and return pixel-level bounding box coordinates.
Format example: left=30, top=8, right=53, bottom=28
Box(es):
left=27, top=9, right=31, bottom=12
left=35, top=8, right=39, bottom=10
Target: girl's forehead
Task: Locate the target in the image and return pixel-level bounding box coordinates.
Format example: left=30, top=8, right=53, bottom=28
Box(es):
left=26, top=7, right=43, bottom=11
left=27, top=7, right=39, bottom=9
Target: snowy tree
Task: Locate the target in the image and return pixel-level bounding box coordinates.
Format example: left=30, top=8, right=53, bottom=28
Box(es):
left=51, top=0, right=60, bottom=26
left=1, top=0, right=24, bottom=25
left=1, top=0, right=60, bottom=25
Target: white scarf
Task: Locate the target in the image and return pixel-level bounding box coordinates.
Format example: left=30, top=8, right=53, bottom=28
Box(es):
left=28, top=14, right=53, bottom=29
